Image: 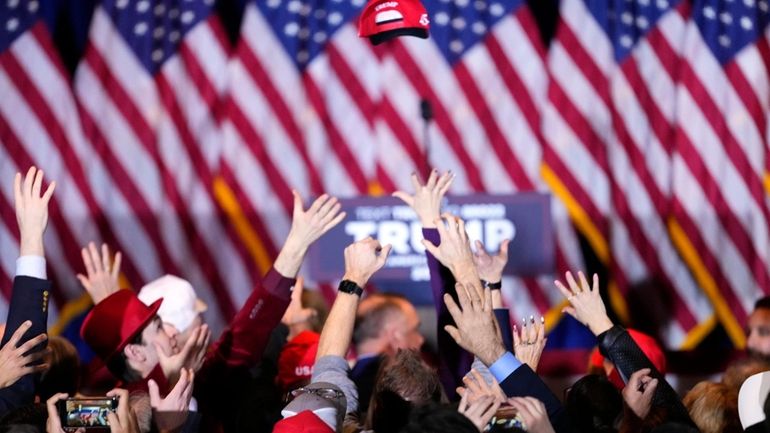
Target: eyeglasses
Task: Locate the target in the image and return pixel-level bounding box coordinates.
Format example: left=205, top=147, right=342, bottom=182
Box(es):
left=290, top=387, right=344, bottom=401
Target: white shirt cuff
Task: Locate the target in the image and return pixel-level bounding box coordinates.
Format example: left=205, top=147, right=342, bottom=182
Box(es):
left=15, top=256, right=46, bottom=279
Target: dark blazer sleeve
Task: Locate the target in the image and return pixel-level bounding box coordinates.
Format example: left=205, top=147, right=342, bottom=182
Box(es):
left=0, top=276, right=50, bottom=417
left=499, top=364, right=572, bottom=433
left=494, top=309, right=513, bottom=352
left=597, top=325, right=694, bottom=426
left=423, top=228, right=473, bottom=400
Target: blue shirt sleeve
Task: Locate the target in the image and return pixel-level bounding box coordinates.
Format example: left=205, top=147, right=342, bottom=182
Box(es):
left=488, top=351, right=523, bottom=383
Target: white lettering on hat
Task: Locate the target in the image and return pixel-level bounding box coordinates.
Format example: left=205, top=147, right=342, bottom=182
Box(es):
left=295, top=366, right=314, bottom=376
left=375, top=1, right=398, bottom=11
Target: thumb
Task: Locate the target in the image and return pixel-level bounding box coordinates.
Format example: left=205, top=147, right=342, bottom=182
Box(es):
left=444, top=325, right=462, bottom=345
left=421, top=239, right=439, bottom=257
left=391, top=191, right=413, bottom=207
left=562, top=306, right=579, bottom=322
left=147, top=379, right=160, bottom=406
left=76, top=274, right=90, bottom=290
left=377, top=244, right=393, bottom=266
left=292, top=190, right=303, bottom=217
left=499, top=239, right=510, bottom=257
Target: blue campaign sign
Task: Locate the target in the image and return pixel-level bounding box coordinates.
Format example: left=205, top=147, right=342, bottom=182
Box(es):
left=308, top=193, right=554, bottom=291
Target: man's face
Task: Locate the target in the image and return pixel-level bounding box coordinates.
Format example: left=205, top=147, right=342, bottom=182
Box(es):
left=141, top=317, right=178, bottom=365
left=389, top=301, right=424, bottom=352
left=747, top=308, right=770, bottom=358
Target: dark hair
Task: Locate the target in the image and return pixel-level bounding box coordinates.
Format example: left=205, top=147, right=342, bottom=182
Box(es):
left=398, top=402, right=479, bottom=433
left=0, top=403, right=47, bottom=433
left=353, top=294, right=409, bottom=345
left=366, top=350, right=446, bottom=433
left=756, top=297, right=770, bottom=311
left=565, top=374, right=622, bottom=433
left=37, top=336, right=80, bottom=401
left=106, top=329, right=145, bottom=382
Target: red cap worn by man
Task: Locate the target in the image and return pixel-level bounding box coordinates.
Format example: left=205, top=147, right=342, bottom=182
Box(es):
left=79, top=192, right=346, bottom=431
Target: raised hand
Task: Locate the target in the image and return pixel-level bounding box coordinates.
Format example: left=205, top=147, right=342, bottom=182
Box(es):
left=622, top=368, right=658, bottom=419
left=422, top=214, right=477, bottom=283
left=513, top=316, right=546, bottom=372
left=456, top=368, right=506, bottom=405
left=287, top=191, right=346, bottom=249
left=443, top=282, right=504, bottom=366
left=473, top=239, right=510, bottom=284
left=275, top=191, right=346, bottom=277
left=555, top=271, right=613, bottom=335
left=342, top=237, right=392, bottom=287
left=458, top=390, right=500, bottom=432
left=156, top=324, right=210, bottom=384
left=0, top=320, right=49, bottom=388
left=507, top=397, right=555, bottom=433
left=148, top=368, right=194, bottom=433
left=77, top=242, right=122, bottom=304
left=14, top=167, right=56, bottom=257
left=392, top=170, right=453, bottom=227
left=106, top=389, right=140, bottom=433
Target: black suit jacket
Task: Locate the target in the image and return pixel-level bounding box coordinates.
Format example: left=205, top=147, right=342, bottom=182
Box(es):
left=499, top=364, right=572, bottom=433
left=351, top=355, right=384, bottom=415
left=0, top=276, right=50, bottom=417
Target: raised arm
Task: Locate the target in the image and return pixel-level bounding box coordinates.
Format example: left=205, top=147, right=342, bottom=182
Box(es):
left=312, top=237, right=391, bottom=415
left=0, top=167, right=55, bottom=416
left=555, top=271, right=693, bottom=426
left=273, top=191, right=346, bottom=278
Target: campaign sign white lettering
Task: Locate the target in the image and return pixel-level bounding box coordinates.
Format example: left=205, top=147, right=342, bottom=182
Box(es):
left=308, top=193, right=554, bottom=287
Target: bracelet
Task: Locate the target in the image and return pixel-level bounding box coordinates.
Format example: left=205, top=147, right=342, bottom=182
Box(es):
left=480, top=279, right=502, bottom=290
left=338, top=279, right=364, bottom=297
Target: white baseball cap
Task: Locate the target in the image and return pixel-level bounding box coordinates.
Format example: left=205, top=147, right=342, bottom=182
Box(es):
left=739, top=370, right=770, bottom=429
left=138, top=275, right=207, bottom=333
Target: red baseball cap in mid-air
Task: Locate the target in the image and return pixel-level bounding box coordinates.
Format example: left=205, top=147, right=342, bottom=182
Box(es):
left=358, top=0, right=430, bottom=45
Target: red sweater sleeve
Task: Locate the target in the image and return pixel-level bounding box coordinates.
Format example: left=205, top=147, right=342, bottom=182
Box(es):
left=203, top=267, right=295, bottom=370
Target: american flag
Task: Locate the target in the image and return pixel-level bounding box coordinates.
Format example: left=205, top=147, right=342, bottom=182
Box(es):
left=222, top=0, right=587, bottom=325
left=670, top=0, right=770, bottom=348
left=0, top=0, right=93, bottom=324
left=71, top=0, right=255, bottom=332
left=4, top=0, right=770, bottom=351
left=542, top=0, right=719, bottom=349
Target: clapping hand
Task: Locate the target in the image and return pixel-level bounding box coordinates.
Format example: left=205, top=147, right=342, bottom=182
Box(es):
left=157, top=325, right=210, bottom=384
left=149, top=368, right=195, bottom=433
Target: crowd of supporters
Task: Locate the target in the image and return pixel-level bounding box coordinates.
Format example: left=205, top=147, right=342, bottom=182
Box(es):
left=0, top=167, right=769, bottom=433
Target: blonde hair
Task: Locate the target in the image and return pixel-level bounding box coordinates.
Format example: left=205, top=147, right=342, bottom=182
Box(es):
left=683, top=381, right=741, bottom=433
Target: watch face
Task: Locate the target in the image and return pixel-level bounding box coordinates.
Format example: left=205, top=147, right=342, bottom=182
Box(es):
left=339, top=280, right=362, bottom=295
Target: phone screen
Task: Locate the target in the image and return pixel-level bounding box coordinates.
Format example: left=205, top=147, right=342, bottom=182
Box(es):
left=58, top=398, right=117, bottom=428
left=485, top=405, right=525, bottom=432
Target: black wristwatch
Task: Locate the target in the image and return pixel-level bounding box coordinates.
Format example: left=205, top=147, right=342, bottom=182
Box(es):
left=480, top=279, right=502, bottom=290
left=338, top=279, right=364, bottom=297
